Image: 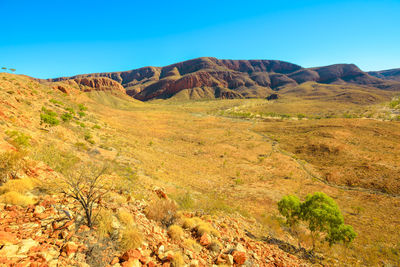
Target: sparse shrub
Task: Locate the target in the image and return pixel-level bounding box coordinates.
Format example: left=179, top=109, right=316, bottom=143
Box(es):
left=168, top=225, right=184, bottom=240
left=32, top=143, right=79, bottom=174
left=207, top=240, right=222, bottom=253
left=61, top=163, right=111, bottom=227
left=182, top=238, right=202, bottom=252
left=0, top=151, right=26, bottom=185
left=0, top=177, right=38, bottom=194
left=171, top=252, right=185, bottom=267
left=117, top=209, right=134, bottom=226
left=61, top=112, right=73, bottom=122
left=50, top=99, right=63, bottom=106
left=182, top=217, right=199, bottom=230
left=119, top=227, right=143, bottom=250
left=195, top=222, right=219, bottom=237
left=145, top=198, right=178, bottom=227
left=78, top=104, right=88, bottom=111
left=175, top=192, right=194, bottom=210
left=65, top=107, right=75, bottom=115
left=0, top=191, right=35, bottom=206
left=5, top=130, right=31, bottom=149
left=96, top=209, right=114, bottom=238
left=78, top=111, right=86, bottom=118
left=40, top=107, right=59, bottom=126
left=92, top=124, right=101, bottom=129
left=297, top=113, right=306, bottom=120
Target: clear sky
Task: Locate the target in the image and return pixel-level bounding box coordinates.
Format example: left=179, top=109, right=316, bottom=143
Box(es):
left=1, top=0, right=399, bottom=78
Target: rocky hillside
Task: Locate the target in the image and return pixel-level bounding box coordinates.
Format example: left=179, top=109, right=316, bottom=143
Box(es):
left=369, top=68, right=400, bottom=82
left=47, top=57, right=400, bottom=101
left=0, top=73, right=310, bottom=266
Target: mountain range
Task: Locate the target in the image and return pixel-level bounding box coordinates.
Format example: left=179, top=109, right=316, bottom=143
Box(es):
left=46, top=57, right=400, bottom=101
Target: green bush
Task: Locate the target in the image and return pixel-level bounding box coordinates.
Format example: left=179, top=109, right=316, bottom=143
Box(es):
left=49, top=99, right=63, bottom=106
left=61, top=112, right=73, bottom=122
left=40, top=113, right=59, bottom=126
left=78, top=104, right=88, bottom=111
left=278, top=192, right=356, bottom=250
left=5, top=130, right=31, bottom=149
left=65, top=107, right=75, bottom=115
left=78, top=111, right=86, bottom=118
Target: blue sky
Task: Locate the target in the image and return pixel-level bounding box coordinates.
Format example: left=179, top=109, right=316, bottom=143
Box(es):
left=1, top=0, right=399, bottom=78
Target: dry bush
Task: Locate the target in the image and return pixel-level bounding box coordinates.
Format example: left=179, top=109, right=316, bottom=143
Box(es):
left=145, top=198, right=177, bottom=227
left=182, top=238, right=202, bottom=252
left=96, top=209, right=113, bottom=238
left=117, top=208, right=134, bottom=227
left=207, top=240, right=222, bottom=253
left=182, top=217, right=198, bottom=230
left=171, top=252, right=185, bottom=267
left=167, top=225, right=184, bottom=241
left=0, top=191, right=35, bottom=206
left=195, top=222, right=219, bottom=237
left=61, top=163, right=112, bottom=227
left=0, top=151, right=26, bottom=185
left=0, top=177, right=39, bottom=194
left=119, top=227, right=143, bottom=250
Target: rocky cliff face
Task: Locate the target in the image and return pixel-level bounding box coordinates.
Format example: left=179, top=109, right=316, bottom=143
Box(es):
left=47, top=57, right=400, bottom=100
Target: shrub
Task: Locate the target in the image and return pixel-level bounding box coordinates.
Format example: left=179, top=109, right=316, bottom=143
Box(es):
left=0, top=191, right=35, bottom=206
left=117, top=209, right=134, bottom=227
left=182, top=218, right=198, bottom=230
left=62, top=163, right=112, bottom=227
left=0, top=151, right=26, bottom=185
left=119, top=227, right=143, bottom=250
left=40, top=107, right=60, bottom=126
left=65, top=107, right=75, bottom=115
left=49, top=99, right=63, bottom=105
left=5, top=130, right=31, bottom=149
left=0, top=177, right=38, bottom=194
left=78, top=104, right=88, bottom=111
left=145, top=198, right=178, bottom=227
left=168, top=225, right=184, bottom=241
left=182, top=238, right=202, bottom=252
left=61, top=112, right=73, bottom=122
left=96, top=209, right=114, bottom=238
left=171, top=252, right=185, bottom=267
left=78, top=111, right=86, bottom=118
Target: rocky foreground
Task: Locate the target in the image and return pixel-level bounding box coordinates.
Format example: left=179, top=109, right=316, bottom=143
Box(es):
left=0, top=162, right=308, bottom=267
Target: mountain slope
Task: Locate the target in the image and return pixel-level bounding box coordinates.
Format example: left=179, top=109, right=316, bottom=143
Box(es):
left=47, top=57, right=400, bottom=101
left=369, top=68, right=400, bottom=82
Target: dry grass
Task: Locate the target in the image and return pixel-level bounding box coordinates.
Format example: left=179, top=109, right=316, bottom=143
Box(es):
left=145, top=198, right=178, bottom=227
left=182, top=238, right=202, bottom=252
left=0, top=177, right=39, bottom=194
left=0, top=191, right=35, bottom=206
left=96, top=209, right=113, bottom=238
left=170, top=252, right=185, bottom=267
left=167, top=225, right=184, bottom=241
left=119, top=227, right=143, bottom=250
left=117, top=208, right=134, bottom=227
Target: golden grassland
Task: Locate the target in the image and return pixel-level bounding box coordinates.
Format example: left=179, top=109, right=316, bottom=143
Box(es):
left=1, top=73, right=400, bottom=265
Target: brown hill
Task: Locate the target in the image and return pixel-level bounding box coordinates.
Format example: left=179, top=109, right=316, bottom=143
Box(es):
left=369, top=68, right=400, bottom=82
left=47, top=57, right=400, bottom=101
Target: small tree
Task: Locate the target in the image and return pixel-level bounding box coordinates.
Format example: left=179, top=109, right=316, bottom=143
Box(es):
left=9, top=68, right=16, bottom=73
left=1, top=67, right=6, bottom=72
left=278, top=195, right=302, bottom=247
left=278, top=192, right=356, bottom=251
left=61, top=163, right=111, bottom=228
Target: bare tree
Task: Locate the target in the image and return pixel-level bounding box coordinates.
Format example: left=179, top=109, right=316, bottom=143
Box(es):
left=61, top=163, right=112, bottom=228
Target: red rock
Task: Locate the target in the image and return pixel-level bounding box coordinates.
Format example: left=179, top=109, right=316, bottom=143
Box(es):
left=61, top=242, right=78, bottom=256
left=162, top=263, right=171, bottom=267
left=0, top=231, right=17, bottom=244
left=147, top=262, right=156, bottom=267
left=232, top=251, right=246, bottom=265
left=199, top=233, right=211, bottom=246
left=120, top=249, right=141, bottom=262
